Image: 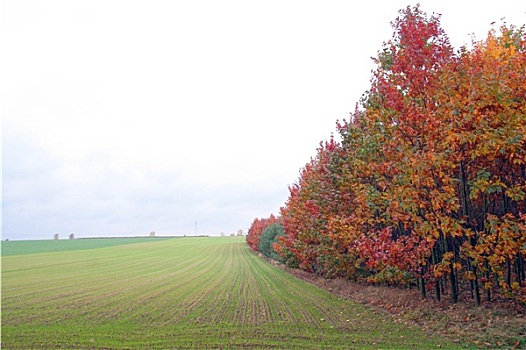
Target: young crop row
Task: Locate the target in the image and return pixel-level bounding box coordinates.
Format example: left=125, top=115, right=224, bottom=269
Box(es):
left=1, top=237, right=461, bottom=349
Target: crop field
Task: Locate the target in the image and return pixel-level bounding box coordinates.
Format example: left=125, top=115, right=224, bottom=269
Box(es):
left=1, top=237, right=170, bottom=256
left=1, top=237, right=462, bottom=349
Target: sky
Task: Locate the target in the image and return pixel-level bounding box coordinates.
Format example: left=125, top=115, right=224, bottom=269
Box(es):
left=2, top=1, right=525, bottom=240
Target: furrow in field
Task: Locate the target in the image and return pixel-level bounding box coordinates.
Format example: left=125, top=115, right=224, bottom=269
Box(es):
left=241, top=247, right=322, bottom=325
left=241, top=244, right=364, bottom=332
left=104, top=240, right=234, bottom=326
left=87, top=250, right=217, bottom=323
left=2, top=239, right=209, bottom=326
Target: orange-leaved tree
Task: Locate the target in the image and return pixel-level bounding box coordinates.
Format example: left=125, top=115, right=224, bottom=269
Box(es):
left=438, top=24, right=526, bottom=304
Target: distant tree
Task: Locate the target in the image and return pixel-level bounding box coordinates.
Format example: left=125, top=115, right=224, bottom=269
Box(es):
left=69, top=233, right=75, bottom=240
left=246, top=214, right=280, bottom=252
left=53, top=233, right=59, bottom=240
left=258, top=223, right=285, bottom=262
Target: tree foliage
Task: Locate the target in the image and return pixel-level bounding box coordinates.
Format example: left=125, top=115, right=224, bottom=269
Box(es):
left=246, top=214, right=280, bottom=253
left=251, top=5, right=526, bottom=305
left=258, top=223, right=285, bottom=262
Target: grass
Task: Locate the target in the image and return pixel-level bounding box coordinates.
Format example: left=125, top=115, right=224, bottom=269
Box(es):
left=1, top=237, right=170, bottom=256
left=1, top=237, right=464, bottom=349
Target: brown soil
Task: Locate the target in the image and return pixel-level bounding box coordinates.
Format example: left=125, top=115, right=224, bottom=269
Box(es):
left=277, top=263, right=526, bottom=349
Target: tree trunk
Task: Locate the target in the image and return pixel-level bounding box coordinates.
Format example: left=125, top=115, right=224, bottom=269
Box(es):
left=459, top=160, right=472, bottom=222
left=449, top=262, right=458, bottom=303
left=420, top=267, right=427, bottom=299
left=432, top=245, right=441, bottom=301
left=472, top=264, right=481, bottom=306
left=485, top=259, right=491, bottom=302
left=516, top=256, right=524, bottom=285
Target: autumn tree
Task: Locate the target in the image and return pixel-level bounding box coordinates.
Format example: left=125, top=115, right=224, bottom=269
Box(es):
left=339, top=5, right=460, bottom=300
left=439, top=24, right=526, bottom=304
left=255, top=5, right=526, bottom=305
left=277, top=137, right=365, bottom=277
left=246, top=214, right=280, bottom=252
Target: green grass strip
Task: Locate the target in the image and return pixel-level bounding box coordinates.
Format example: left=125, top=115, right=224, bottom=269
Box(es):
left=1, top=237, right=171, bottom=256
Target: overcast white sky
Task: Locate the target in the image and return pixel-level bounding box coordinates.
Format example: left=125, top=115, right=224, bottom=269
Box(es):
left=2, top=1, right=525, bottom=240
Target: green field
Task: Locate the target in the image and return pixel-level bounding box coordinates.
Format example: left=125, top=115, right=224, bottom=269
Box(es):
left=1, top=237, right=170, bottom=256
left=1, top=237, right=462, bottom=349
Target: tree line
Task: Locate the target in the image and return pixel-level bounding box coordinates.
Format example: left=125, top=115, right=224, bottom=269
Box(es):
left=248, top=5, right=526, bottom=305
